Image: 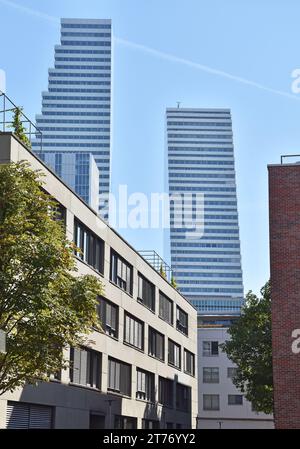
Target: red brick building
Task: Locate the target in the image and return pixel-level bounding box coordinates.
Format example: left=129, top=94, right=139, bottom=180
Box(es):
left=269, top=162, right=300, bottom=429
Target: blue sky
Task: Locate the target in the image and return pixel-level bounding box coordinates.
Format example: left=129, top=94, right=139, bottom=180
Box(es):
left=1, top=0, right=300, bottom=295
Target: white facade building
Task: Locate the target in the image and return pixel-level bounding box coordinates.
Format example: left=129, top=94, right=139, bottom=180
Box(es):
left=0, top=133, right=198, bottom=429
left=197, top=326, right=274, bottom=429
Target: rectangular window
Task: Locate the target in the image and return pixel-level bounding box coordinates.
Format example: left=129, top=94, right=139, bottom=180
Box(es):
left=89, top=414, right=105, bottom=429
left=138, top=273, right=155, bottom=311
left=110, top=250, right=133, bottom=295
left=108, top=357, right=131, bottom=397
left=70, top=347, right=101, bottom=389
left=203, top=367, right=219, bottom=383
left=114, top=415, right=137, bottom=429
left=202, top=341, right=219, bottom=356
left=142, top=419, right=160, bottom=429
left=148, top=327, right=165, bottom=361
left=168, top=339, right=181, bottom=369
left=158, top=377, right=173, bottom=408
left=227, top=367, right=238, bottom=379
left=203, top=394, right=220, bottom=411
left=74, top=219, right=104, bottom=273
left=176, top=383, right=191, bottom=412
left=228, top=395, right=243, bottom=405
left=97, top=297, right=118, bottom=338
left=136, top=368, right=155, bottom=402
left=184, top=349, right=195, bottom=376
left=176, top=306, right=188, bottom=335
left=124, top=313, right=144, bottom=350
left=159, top=292, right=173, bottom=325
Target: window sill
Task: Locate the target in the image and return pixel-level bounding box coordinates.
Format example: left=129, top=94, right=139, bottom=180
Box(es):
left=109, top=280, right=133, bottom=298
left=136, top=398, right=156, bottom=405
left=176, top=327, right=189, bottom=338
left=123, top=341, right=144, bottom=354
left=148, top=354, right=165, bottom=364
left=158, top=315, right=173, bottom=328
left=92, top=327, right=118, bottom=341
left=69, top=382, right=101, bottom=392
left=75, top=255, right=104, bottom=278
left=168, top=363, right=181, bottom=372
left=107, top=390, right=132, bottom=400
left=137, top=298, right=155, bottom=314
left=184, top=370, right=195, bottom=378
left=49, top=378, right=62, bottom=383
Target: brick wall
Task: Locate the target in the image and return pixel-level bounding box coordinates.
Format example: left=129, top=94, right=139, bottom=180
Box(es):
left=269, top=164, right=300, bottom=428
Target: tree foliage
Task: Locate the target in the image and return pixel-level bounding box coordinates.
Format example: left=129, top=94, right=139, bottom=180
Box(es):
left=0, top=161, right=103, bottom=395
left=159, top=263, right=167, bottom=279
left=220, top=281, right=273, bottom=414
left=10, top=107, right=31, bottom=148
left=171, top=275, right=177, bottom=289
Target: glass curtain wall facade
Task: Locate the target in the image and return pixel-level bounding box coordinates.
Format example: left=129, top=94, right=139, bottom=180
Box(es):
left=36, top=151, right=99, bottom=210
left=166, top=108, right=244, bottom=315
left=32, top=18, right=112, bottom=220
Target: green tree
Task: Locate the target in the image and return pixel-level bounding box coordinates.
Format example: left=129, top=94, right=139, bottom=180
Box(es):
left=0, top=161, right=103, bottom=395
left=10, top=107, right=31, bottom=148
left=159, top=263, right=167, bottom=279
left=221, top=281, right=273, bottom=414
left=171, top=275, right=177, bottom=289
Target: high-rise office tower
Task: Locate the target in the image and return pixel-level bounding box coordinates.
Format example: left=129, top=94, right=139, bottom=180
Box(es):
left=32, top=18, right=112, bottom=220
left=36, top=151, right=99, bottom=211
left=166, top=107, right=244, bottom=316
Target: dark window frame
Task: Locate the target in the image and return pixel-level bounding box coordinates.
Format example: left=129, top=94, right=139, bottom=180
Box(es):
left=168, top=339, right=181, bottom=370
left=137, top=273, right=155, bottom=312
left=70, top=346, right=102, bottom=389
left=158, top=376, right=174, bottom=408
left=148, top=327, right=165, bottom=361
left=97, top=296, right=119, bottom=339
left=108, top=357, right=131, bottom=397
left=110, top=250, right=133, bottom=295
left=136, top=368, right=155, bottom=403
left=159, top=292, right=174, bottom=325
left=176, top=306, right=188, bottom=336
left=74, top=218, right=104, bottom=274
left=123, top=312, right=144, bottom=351
left=184, top=349, right=195, bottom=376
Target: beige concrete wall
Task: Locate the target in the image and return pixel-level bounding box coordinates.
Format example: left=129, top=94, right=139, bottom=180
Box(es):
left=0, top=134, right=198, bottom=429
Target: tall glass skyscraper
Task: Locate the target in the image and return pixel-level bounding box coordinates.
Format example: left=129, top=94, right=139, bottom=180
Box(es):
left=32, top=18, right=112, bottom=220
left=36, top=151, right=99, bottom=211
left=166, top=107, right=244, bottom=316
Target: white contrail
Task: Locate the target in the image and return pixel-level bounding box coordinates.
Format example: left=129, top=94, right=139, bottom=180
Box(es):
left=115, top=37, right=299, bottom=101
left=1, top=0, right=298, bottom=101
left=0, top=0, right=59, bottom=24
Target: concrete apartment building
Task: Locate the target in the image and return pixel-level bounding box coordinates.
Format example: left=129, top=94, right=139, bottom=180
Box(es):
left=269, top=158, right=300, bottom=429
left=197, top=326, right=274, bottom=429
left=0, top=132, right=198, bottom=429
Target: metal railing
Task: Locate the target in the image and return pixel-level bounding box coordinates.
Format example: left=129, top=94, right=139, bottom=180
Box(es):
left=0, top=90, right=43, bottom=151
left=138, top=250, right=174, bottom=283
left=280, top=154, right=300, bottom=164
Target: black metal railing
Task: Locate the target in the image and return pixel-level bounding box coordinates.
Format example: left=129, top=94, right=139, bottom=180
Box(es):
left=280, top=154, right=300, bottom=164
left=0, top=90, right=43, bottom=151
left=138, top=250, right=174, bottom=283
